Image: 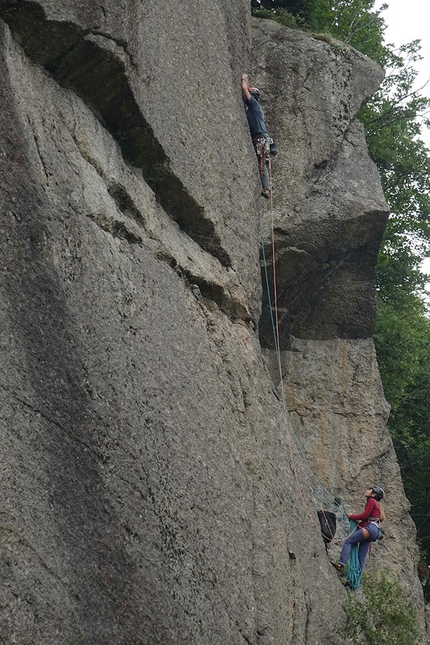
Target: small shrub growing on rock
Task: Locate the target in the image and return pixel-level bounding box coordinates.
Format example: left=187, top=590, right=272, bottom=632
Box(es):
left=339, top=571, right=421, bottom=645
left=251, top=7, right=306, bottom=30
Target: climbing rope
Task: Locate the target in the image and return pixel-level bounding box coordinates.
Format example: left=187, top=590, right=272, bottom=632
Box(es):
left=260, top=155, right=353, bottom=546
left=346, top=521, right=362, bottom=589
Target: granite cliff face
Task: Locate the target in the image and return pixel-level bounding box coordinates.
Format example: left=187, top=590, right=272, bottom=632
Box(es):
left=252, top=18, right=388, bottom=345
left=0, top=2, right=426, bottom=643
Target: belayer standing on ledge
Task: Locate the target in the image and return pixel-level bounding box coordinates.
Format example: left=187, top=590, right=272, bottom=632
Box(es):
left=241, top=73, right=277, bottom=199
left=332, top=486, right=385, bottom=575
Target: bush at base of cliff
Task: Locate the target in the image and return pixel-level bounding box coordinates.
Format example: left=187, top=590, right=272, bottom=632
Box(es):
left=338, top=571, right=422, bottom=645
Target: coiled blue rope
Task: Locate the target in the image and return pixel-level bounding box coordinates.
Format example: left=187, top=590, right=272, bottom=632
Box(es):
left=346, top=521, right=362, bottom=590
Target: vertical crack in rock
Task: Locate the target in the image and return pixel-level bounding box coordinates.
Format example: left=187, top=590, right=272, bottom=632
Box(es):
left=0, top=0, right=231, bottom=266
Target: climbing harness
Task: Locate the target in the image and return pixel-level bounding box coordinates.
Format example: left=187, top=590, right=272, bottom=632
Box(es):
left=254, top=134, right=273, bottom=160
left=254, top=134, right=278, bottom=159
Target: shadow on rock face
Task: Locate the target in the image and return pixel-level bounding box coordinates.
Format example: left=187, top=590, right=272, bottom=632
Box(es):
left=1, top=158, right=137, bottom=640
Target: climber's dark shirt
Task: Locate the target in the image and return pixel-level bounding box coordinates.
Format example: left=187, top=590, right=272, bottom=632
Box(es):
left=245, top=95, right=267, bottom=139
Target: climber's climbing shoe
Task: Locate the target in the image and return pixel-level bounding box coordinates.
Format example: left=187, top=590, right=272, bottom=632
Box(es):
left=331, top=560, right=344, bottom=572
left=340, top=577, right=350, bottom=587
left=261, top=188, right=270, bottom=198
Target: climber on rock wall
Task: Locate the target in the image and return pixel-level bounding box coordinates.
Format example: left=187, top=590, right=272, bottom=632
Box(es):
left=331, top=486, right=385, bottom=575
left=241, top=72, right=275, bottom=198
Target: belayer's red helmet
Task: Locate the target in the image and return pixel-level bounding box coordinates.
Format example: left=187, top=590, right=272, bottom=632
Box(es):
left=249, top=87, right=261, bottom=101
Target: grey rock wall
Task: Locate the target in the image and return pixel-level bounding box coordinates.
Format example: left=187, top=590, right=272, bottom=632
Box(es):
left=251, top=18, right=389, bottom=345
left=253, top=17, right=426, bottom=641
left=0, top=2, right=426, bottom=644
left=1, top=0, right=260, bottom=319
left=263, top=339, right=423, bottom=612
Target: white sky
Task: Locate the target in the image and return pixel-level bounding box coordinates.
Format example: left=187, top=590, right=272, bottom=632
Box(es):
left=376, top=0, right=430, bottom=276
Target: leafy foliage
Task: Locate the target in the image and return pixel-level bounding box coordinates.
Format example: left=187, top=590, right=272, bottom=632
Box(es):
left=339, top=572, right=422, bottom=645
left=252, top=0, right=387, bottom=59
left=375, top=281, right=430, bottom=599
left=251, top=6, right=305, bottom=29
left=361, top=39, right=430, bottom=598
left=361, top=41, right=430, bottom=245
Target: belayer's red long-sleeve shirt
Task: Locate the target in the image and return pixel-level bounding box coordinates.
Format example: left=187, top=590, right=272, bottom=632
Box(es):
left=349, top=498, right=380, bottom=527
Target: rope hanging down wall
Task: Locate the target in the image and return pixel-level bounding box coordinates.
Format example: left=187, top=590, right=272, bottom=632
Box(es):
left=260, top=158, right=354, bottom=552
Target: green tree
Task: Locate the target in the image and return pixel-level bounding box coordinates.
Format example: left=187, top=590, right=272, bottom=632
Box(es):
left=360, top=40, right=430, bottom=243
left=252, top=0, right=387, bottom=59
left=360, top=38, right=430, bottom=596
